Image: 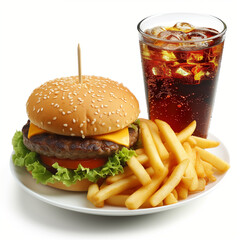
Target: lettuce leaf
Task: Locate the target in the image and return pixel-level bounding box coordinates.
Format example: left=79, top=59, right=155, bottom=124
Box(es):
left=12, top=131, right=136, bottom=187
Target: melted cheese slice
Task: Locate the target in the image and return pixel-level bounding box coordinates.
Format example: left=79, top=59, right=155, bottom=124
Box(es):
left=28, top=123, right=47, bottom=138
left=28, top=122, right=130, bottom=147
left=94, top=127, right=130, bottom=147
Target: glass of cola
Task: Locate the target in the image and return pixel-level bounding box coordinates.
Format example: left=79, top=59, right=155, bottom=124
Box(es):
left=138, top=13, right=227, bottom=138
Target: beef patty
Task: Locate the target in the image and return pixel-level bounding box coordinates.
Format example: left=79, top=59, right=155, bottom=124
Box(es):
left=22, top=121, right=139, bottom=159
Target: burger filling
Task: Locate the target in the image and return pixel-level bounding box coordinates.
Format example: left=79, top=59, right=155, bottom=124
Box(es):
left=12, top=121, right=139, bottom=186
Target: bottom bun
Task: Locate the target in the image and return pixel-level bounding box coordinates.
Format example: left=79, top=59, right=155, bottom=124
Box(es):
left=28, top=170, right=94, bottom=191
left=47, top=179, right=93, bottom=192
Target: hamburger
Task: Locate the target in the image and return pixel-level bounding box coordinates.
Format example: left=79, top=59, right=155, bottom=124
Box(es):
left=12, top=75, right=140, bottom=191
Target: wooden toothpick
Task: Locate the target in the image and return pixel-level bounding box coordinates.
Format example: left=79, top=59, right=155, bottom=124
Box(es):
left=78, top=43, right=82, bottom=84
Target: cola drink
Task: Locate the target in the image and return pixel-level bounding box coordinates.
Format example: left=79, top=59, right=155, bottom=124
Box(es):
left=139, top=18, right=226, bottom=138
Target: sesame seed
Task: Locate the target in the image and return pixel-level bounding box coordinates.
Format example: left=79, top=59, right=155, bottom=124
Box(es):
left=53, top=117, right=57, bottom=120
left=47, top=121, right=52, bottom=125
left=108, top=126, right=111, bottom=131
left=94, top=127, right=97, bottom=132
left=72, top=118, right=76, bottom=123
left=69, top=128, right=72, bottom=131
left=117, top=124, right=120, bottom=128
left=63, top=124, right=68, bottom=127
left=62, top=111, right=66, bottom=115
left=80, top=123, right=84, bottom=127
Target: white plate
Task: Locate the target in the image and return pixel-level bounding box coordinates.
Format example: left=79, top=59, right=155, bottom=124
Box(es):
left=10, top=133, right=229, bottom=216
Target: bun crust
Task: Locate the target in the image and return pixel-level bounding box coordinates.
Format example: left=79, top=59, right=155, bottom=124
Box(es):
left=26, top=76, right=140, bottom=137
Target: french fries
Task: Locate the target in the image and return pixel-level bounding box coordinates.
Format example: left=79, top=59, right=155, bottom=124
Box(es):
left=125, top=169, right=168, bottom=210
left=155, top=119, right=189, bottom=163
left=140, top=122, right=166, bottom=175
left=87, top=119, right=230, bottom=210
left=150, top=159, right=189, bottom=206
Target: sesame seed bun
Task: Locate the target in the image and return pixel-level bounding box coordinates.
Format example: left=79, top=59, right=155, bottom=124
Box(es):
left=26, top=75, right=140, bottom=137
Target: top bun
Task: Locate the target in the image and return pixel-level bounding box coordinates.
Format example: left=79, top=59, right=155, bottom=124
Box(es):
left=26, top=76, right=140, bottom=137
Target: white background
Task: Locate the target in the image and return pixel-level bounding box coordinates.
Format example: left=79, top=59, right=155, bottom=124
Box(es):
left=1, top=0, right=239, bottom=239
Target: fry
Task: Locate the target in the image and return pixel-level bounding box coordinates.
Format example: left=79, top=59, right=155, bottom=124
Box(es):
left=190, top=136, right=220, bottom=148
left=140, top=122, right=165, bottom=175
left=195, top=146, right=230, bottom=172
left=191, top=178, right=206, bottom=192
left=183, top=142, right=198, bottom=191
left=106, top=166, right=133, bottom=184
left=135, top=148, right=145, bottom=155
left=201, top=160, right=216, bottom=182
left=164, top=193, right=178, bottom=205
left=140, top=118, right=169, bottom=161
left=155, top=119, right=189, bottom=163
left=195, top=151, right=206, bottom=178
left=105, top=195, right=129, bottom=207
left=127, top=156, right=151, bottom=186
left=181, top=176, right=193, bottom=189
left=186, top=136, right=197, bottom=147
left=136, top=153, right=149, bottom=165
left=176, top=185, right=188, bottom=199
left=94, top=175, right=140, bottom=203
left=172, top=189, right=178, bottom=200
left=125, top=169, right=168, bottom=210
left=150, top=159, right=189, bottom=206
left=177, top=120, right=196, bottom=143
left=106, top=154, right=149, bottom=184
left=87, top=184, right=104, bottom=208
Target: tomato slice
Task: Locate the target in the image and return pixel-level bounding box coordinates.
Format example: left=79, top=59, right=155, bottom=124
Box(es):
left=40, top=155, right=107, bottom=170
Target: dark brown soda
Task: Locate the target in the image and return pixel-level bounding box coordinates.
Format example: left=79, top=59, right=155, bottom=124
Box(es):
left=140, top=24, right=224, bottom=137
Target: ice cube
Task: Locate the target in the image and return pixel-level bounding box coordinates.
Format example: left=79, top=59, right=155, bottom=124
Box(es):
left=161, top=50, right=177, bottom=61
left=175, top=67, right=191, bottom=76
left=141, top=43, right=151, bottom=59
left=158, top=30, right=187, bottom=41
left=186, top=31, right=208, bottom=41
left=187, top=52, right=204, bottom=63
left=150, top=26, right=166, bottom=37
left=173, top=22, right=194, bottom=32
